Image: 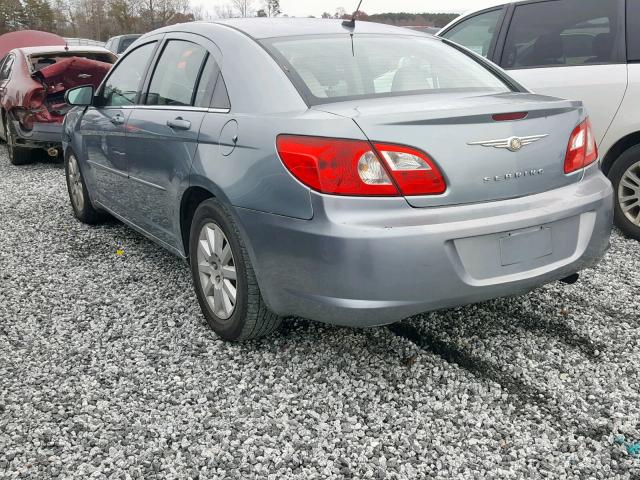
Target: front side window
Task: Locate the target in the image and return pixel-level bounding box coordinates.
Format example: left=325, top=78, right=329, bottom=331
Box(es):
left=146, top=40, right=207, bottom=107
left=442, top=9, right=503, bottom=58
left=101, top=42, right=156, bottom=107
left=262, top=34, right=510, bottom=105
left=501, top=0, right=622, bottom=69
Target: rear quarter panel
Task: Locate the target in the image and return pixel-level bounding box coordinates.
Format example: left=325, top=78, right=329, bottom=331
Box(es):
left=193, top=109, right=367, bottom=220
left=1, top=50, right=41, bottom=114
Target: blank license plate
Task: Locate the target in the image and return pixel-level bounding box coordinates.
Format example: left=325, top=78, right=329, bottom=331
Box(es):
left=499, top=227, right=552, bottom=266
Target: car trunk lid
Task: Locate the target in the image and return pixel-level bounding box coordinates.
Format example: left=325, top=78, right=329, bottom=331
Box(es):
left=32, top=57, right=112, bottom=120
left=314, top=92, right=585, bottom=207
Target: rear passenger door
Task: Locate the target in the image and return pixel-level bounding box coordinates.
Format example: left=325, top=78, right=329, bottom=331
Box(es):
left=496, top=0, right=627, bottom=146
left=124, top=35, right=219, bottom=249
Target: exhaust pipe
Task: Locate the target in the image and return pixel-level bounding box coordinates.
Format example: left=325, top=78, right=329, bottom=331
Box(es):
left=560, top=273, right=579, bottom=285
left=47, top=147, right=59, bottom=158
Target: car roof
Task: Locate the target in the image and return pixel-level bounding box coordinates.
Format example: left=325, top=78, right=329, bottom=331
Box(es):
left=18, top=45, right=114, bottom=56
left=206, top=18, right=427, bottom=39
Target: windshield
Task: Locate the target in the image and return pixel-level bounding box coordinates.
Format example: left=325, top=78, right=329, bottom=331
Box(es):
left=262, top=34, right=511, bottom=105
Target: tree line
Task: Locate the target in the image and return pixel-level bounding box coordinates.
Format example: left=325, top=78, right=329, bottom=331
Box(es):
left=0, top=0, right=457, bottom=42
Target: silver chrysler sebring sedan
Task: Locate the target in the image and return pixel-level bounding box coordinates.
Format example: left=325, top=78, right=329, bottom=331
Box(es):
left=62, top=19, right=613, bottom=341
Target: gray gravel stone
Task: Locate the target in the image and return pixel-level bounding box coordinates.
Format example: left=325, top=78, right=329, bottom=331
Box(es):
left=0, top=149, right=639, bottom=479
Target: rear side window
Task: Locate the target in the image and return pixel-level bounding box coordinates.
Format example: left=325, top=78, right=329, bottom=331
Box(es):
left=0, top=55, right=14, bottom=80
left=194, top=55, right=219, bottom=108
left=191, top=54, right=230, bottom=110
left=629, top=0, right=640, bottom=61
left=262, top=34, right=510, bottom=105
left=442, top=9, right=503, bottom=58
left=102, top=42, right=156, bottom=107
left=146, top=40, right=207, bottom=107
left=211, top=74, right=230, bottom=110
left=501, top=0, right=623, bottom=69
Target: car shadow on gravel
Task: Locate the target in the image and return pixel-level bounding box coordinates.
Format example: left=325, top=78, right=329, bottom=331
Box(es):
left=386, top=319, right=613, bottom=441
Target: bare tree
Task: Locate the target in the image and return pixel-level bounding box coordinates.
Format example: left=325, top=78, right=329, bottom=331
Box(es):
left=214, top=4, right=234, bottom=18
left=334, top=7, right=347, bottom=19
left=231, top=0, right=254, bottom=17
left=263, top=0, right=279, bottom=17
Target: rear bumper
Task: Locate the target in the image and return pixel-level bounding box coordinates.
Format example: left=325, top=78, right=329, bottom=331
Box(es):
left=235, top=169, right=613, bottom=327
left=11, top=119, right=62, bottom=147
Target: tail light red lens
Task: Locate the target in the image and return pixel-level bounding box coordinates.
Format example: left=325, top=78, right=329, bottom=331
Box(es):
left=564, top=118, right=598, bottom=174
left=276, top=135, right=399, bottom=196
left=277, top=135, right=446, bottom=197
left=28, top=89, right=46, bottom=109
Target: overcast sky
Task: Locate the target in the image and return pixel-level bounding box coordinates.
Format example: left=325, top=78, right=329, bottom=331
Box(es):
left=191, top=0, right=499, bottom=18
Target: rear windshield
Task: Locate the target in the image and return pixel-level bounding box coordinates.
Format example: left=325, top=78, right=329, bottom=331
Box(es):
left=262, top=34, right=511, bottom=105
left=30, top=52, right=115, bottom=72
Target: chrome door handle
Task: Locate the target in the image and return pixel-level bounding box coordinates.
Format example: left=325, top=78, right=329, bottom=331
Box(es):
left=110, top=114, right=125, bottom=125
left=167, top=117, right=191, bottom=131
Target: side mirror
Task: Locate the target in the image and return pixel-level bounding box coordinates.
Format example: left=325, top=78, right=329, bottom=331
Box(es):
left=65, top=85, right=94, bottom=106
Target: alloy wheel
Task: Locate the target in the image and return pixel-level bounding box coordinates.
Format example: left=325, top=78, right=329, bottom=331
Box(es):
left=67, top=154, right=85, bottom=212
left=618, top=160, right=640, bottom=226
left=197, top=223, right=237, bottom=320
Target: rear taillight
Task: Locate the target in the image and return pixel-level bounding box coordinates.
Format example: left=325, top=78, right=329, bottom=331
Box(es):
left=276, top=135, right=399, bottom=196
left=28, top=89, right=46, bottom=109
left=564, top=118, right=598, bottom=174
left=276, top=135, right=446, bottom=197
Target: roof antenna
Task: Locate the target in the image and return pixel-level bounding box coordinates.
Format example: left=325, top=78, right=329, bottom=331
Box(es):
left=342, top=0, right=364, bottom=29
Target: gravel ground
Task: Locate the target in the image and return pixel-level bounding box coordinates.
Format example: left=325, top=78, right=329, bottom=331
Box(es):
left=0, top=149, right=639, bottom=480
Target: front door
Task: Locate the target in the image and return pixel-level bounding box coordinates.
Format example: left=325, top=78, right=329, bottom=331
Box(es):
left=80, top=41, right=158, bottom=213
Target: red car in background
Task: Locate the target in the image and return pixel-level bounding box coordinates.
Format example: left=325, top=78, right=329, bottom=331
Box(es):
left=0, top=30, right=116, bottom=165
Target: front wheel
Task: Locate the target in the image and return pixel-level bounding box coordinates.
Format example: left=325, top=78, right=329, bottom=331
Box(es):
left=609, top=146, right=640, bottom=241
left=64, top=152, right=106, bottom=224
left=189, top=199, right=281, bottom=341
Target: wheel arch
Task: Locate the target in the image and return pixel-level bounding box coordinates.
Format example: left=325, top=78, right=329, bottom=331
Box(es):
left=179, top=185, right=216, bottom=257
left=601, top=131, right=640, bottom=176
left=179, top=177, right=272, bottom=312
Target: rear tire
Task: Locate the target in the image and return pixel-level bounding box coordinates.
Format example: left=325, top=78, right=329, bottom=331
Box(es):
left=609, top=146, right=640, bottom=241
left=189, top=198, right=281, bottom=341
left=5, top=120, right=34, bottom=165
left=64, top=152, right=106, bottom=224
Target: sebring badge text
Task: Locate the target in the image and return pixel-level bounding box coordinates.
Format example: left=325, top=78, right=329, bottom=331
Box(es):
left=483, top=168, right=545, bottom=183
